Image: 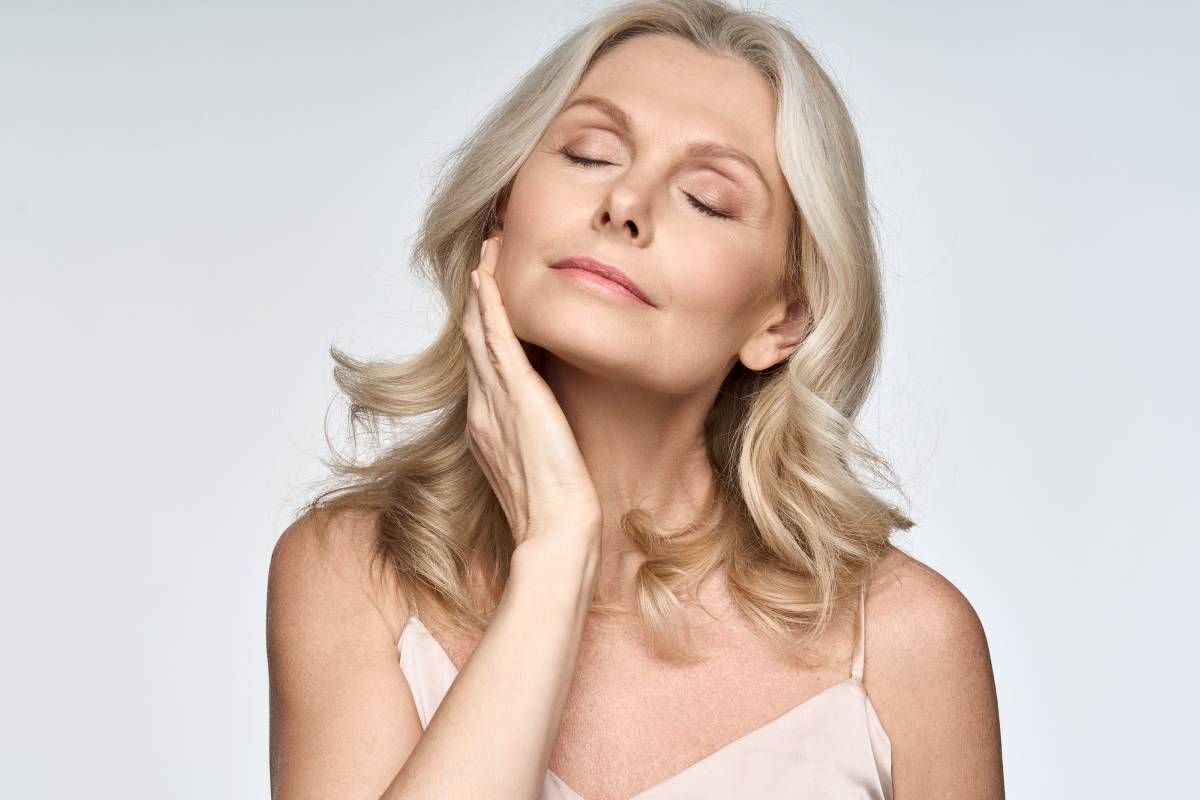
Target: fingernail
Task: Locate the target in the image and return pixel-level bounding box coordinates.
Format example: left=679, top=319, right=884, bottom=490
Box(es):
left=471, top=270, right=480, bottom=290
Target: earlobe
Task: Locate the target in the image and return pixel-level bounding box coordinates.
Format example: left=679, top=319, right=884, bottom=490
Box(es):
left=738, top=298, right=811, bottom=372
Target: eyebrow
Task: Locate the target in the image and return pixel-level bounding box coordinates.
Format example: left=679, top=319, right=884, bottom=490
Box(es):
left=558, top=94, right=772, bottom=196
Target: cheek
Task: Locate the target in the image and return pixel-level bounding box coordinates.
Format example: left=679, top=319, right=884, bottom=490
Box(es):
left=502, top=158, right=578, bottom=235
left=664, top=252, right=777, bottom=354
left=677, top=251, right=769, bottom=320
left=491, top=243, right=550, bottom=350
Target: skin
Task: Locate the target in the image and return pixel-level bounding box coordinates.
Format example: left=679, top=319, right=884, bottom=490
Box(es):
left=490, top=33, right=807, bottom=609
left=267, top=33, right=1005, bottom=800
left=481, top=33, right=1005, bottom=796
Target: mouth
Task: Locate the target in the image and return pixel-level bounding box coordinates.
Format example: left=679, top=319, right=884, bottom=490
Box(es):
left=548, top=256, right=656, bottom=307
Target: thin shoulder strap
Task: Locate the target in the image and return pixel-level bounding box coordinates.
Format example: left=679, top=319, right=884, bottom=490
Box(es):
left=850, top=579, right=867, bottom=681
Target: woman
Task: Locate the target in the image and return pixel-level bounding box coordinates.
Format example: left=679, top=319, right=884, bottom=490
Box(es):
left=266, top=1, right=1004, bottom=797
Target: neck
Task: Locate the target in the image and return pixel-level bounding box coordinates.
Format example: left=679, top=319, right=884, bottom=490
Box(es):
left=536, top=349, right=728, bottom=609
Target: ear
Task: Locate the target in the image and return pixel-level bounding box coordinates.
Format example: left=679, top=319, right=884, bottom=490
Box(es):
left=737, top=293, right=811, bottom=372
left=488, top=185, right=511, bottom=238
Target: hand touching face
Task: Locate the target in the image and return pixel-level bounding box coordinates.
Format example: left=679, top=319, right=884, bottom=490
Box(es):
left=462, top=235, right=602, bottom=548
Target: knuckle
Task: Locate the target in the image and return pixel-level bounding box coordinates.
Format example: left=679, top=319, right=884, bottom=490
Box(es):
left=466, top=407, right=489, bottom=435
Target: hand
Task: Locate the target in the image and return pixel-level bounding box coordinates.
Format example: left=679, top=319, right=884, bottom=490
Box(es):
left=461, top=235, right=602, bottom=552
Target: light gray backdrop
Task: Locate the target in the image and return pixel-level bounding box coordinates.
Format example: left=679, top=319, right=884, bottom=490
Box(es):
left=2, top=1, right=1195, bottom=797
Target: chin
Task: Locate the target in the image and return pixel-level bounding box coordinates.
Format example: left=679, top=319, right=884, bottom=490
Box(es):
left=503, top=277, right=663, bottom=383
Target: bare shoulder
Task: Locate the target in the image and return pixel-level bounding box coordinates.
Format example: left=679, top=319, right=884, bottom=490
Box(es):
left=863, top=545, right=1006, bottom=798
left=266, top=507, right=423, bottom=798
left=268, top=507, right=410, bottom=641
left=865, top=545, right=985, bottom=641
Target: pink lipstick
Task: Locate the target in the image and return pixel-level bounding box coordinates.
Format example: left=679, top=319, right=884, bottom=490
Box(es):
left=549, top=256, right=656, bottom=307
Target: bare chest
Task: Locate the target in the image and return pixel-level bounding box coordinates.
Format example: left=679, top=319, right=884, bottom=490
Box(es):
left=428, top=605, right=857, bottom=800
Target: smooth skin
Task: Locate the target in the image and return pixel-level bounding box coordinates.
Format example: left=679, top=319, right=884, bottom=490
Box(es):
left=267, top=33, right=1004, bottom=800
left=461, top=238, right=604, bottom=548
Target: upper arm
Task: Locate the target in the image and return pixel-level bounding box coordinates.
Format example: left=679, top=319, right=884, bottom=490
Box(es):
left=867, top=549, right=1006, bottom=799
left=266, top=509, right=424, bottom=800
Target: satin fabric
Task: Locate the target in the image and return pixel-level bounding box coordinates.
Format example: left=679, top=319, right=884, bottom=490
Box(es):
left=397, top=581, right=892, bottom=799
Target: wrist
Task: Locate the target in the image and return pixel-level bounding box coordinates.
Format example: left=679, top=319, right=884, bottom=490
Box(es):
left=510, top=532, right=600, bottom=606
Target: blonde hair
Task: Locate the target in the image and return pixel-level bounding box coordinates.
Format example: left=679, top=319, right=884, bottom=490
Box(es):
left=295, top=0, right=914, bottom=663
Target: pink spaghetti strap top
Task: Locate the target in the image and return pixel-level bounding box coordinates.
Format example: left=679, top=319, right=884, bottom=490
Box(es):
left=397, top=580, right=893, bottom=799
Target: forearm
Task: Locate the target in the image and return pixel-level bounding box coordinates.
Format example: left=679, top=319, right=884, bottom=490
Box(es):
left=379, top=534, right=600, bottom=800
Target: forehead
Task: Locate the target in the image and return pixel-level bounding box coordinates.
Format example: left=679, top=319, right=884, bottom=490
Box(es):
left=567, top=36, right=782, bottom=174
left=562, top=35, right=787, bottom=203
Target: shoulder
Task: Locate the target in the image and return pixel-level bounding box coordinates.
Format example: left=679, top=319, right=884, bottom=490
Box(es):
left=865, top=545, right=990, bottom=662
left=863, top=545, right=1006, bottom=797
left=268, top=507, right=410, bottom=644
left=266, top=508, right=425, bottom=797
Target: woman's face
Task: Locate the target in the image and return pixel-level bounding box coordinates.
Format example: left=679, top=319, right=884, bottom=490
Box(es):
left=494, top=34, right=801, bottom=395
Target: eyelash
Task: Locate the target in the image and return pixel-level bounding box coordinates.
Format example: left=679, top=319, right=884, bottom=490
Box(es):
left=557, top=147, right=734, bottom=220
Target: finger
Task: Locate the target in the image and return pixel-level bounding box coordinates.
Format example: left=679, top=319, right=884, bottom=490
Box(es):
left=464, top=339, right=480, bottom=406
left=462, top=240, right=500, bottom=389
left=478, top=233, right=502, bottom=276
left=463, top=349, right=511, bottom=518
left=464, top=337, right=496, bottom=431
left=463, top=341, right=496, bottom=466
left=473, top=239, right=533, bottom=386
left=463, top=373, right=488, bottom=467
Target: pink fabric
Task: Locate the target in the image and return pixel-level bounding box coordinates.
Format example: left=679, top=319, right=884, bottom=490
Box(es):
left=397, top=581, right=892, bottom=799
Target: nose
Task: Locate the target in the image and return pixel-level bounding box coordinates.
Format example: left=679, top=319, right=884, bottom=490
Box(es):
left=594, top=174, right=653, bottom=246
left=600, top=209, right=638, bottom=238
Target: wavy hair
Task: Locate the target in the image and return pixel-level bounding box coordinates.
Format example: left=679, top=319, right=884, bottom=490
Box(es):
left=294, top=0, right=914, bottom=663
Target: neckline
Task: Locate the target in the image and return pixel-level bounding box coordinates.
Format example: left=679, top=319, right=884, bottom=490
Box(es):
left=548, top=676, right=863, bottom=800
left=399, top=614, right=883, bottom=800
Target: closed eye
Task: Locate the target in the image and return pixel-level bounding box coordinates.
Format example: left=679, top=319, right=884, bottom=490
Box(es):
left=557, top=147, right=734, bottom=220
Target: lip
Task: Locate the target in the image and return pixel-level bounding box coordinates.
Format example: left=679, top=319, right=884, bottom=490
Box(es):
left=549, top=256, right=656, bottom=307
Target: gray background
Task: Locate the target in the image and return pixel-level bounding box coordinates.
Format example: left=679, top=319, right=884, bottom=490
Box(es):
left=2, top=1, right=1195, bottom=796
